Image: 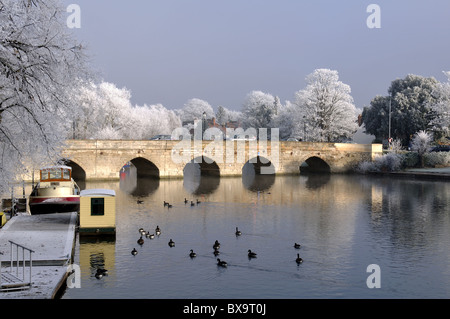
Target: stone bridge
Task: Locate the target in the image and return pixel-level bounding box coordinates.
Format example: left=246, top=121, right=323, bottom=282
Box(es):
left=51, top=139, right=382, bottom=181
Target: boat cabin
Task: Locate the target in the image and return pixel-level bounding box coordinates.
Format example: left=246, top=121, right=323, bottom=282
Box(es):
left=79, top=189, right=116, bottom=236
left=40, top=165, right=73, bottom=182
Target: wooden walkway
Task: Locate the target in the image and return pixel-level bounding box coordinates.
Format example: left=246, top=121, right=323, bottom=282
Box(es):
left=0, top=212, right=77, bottom=298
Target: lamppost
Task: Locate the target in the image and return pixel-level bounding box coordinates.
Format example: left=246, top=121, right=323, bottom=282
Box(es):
left=388, top=97, right=392, bottom=146
left=202, top=111, right=207, bottom=140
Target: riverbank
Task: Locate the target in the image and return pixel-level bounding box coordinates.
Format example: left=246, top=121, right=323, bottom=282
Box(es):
left=373, top=167, right=450, bottom=180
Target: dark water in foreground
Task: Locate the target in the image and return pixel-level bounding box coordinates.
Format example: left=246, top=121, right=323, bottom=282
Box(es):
left=61, top=173, right=450, bottom=299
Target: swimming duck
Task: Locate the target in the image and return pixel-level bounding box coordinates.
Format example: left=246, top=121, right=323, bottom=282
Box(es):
left=217, top=258, right=227, bottom=267
left=168, top=239, right=175, bottom=247
left=137, top=200, right=143, bottom=204
left=98, top=268, right=108, bottom=275
left=95, top=269, right=103, bottom=279
left=248, top=249, right=257, bottom=258
left=148, top=233, right=155, bottom=239
left=296, top=253, right=303, bottom=264
left=95, top=268, right=108, bottom=279
left=213, top=240, right=220, bottom=250
left=155, top=226, right=161, bottom=235
left=167, top=204, right=172, bottom=208
left=235, top=227, right=242, bottom=236
left=294, top=243, right=301, bottom=249
left=163, top=201, right=168, bottom=207
left=131, top=248, right=138, bottom=256
left=184, top=198, right=188, bottom=204
left=189, top=249, right=197, bottom=258
left=138, top=228, right=144, bottom=233
left=196, top=199, right=201, bottom=204
left=145, top=231, right=150, bottom=238
left=137, top=236, right=144, bottom=245
left=191, top=201, right=195, bottom=206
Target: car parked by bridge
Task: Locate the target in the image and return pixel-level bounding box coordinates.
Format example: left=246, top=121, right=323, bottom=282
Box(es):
left=149, top=135, right=172, bottom=140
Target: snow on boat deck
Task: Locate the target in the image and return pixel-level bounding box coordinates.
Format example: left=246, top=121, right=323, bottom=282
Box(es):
left=0, top=212, right=77, bottom=299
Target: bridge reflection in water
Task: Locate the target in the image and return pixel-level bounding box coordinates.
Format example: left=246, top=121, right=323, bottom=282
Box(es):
left=115, top=156, right=331, bottom=199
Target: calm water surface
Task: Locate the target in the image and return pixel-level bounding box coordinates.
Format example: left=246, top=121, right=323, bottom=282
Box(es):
left=61, top=173, right=450, bottom=299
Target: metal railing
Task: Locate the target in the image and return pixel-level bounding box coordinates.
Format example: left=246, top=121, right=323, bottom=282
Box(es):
left=0, top=240, right=35, bottom=291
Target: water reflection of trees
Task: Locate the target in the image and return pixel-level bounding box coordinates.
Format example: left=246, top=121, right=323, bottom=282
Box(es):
left=364, top=176, right=450, bottom=250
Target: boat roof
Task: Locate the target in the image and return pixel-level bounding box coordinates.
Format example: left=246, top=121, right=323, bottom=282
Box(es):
left=41, top=165, right=72, bottom=170
left=80, top=189, right=116, bottom=197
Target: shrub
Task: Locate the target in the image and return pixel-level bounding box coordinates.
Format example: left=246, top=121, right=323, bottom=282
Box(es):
left=375, top=153, right=402, bottom=171
left=357, top=153, right=402, bottom=173
left=356, top=161, right=377, bottom=174
left=424, top=152, right=450, bottom=167
left=402, top=152, right=419, bottom=168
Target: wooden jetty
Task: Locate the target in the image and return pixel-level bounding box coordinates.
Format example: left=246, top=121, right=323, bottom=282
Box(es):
left=0, top=212, right=77, bottom=299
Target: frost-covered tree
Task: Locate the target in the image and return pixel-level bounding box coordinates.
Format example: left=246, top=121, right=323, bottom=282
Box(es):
left=293, top=69, right=358, bottom=142
left=241, top=90, right=278, bottom=131
left=0, top=0, right=88, bottom=194
left=428, top=71, right=450, bottom=137
left=362, top=74, right=438, bottom=144
left=74, top=81, right=181, bottom=140
left=178, top=98, right=215, bottom=123
left=225, top=108, right=242, bottom=123
left=215, top=105, right=242, bottom=125
left=126, top=103, right=181, bottom=140
left=411, top=130, right=433, bottom=167
left=273, top=101, right=301, bottom=140
left=74, top=82, right=133, bottom=139
left=216, top=106, right=227, bottom=125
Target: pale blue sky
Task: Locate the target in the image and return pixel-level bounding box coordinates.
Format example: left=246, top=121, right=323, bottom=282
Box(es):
left=65, top=0, right=450, bottom=112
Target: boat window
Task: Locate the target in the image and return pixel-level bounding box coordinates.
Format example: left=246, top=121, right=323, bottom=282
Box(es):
left=41, top=171, right=50, bottom=181
left=62, top=169, right=71, bottom=180
left=49, top=169, right=62, bottom=180
left=40, top=167, right=72, bottom=181
left=91, top=198, right=105, bottom=216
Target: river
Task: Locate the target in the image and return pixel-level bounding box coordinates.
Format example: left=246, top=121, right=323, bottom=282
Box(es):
left=61, top=171, right=450, bottom=299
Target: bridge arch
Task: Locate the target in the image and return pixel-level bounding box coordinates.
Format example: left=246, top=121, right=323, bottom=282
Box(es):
left=183, top=156, right=220, bottom=195
left=61, top=159, right=86, bottom=189
left=119, top=158, right=160, bottom=197
left=243, top=156, right=276, bottom=175
left=300, top=156, right=331, bottom=174
left=122, top=157, right=160, bottom=179
left=184, top=156, right=220, bottom=177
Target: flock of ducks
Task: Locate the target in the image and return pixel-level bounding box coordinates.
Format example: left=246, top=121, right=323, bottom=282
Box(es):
left=162, top=198, right=202, bottom=208
left=130, top=220, right=304, bottom=269
left=94, top=198, right=304, bottom=280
